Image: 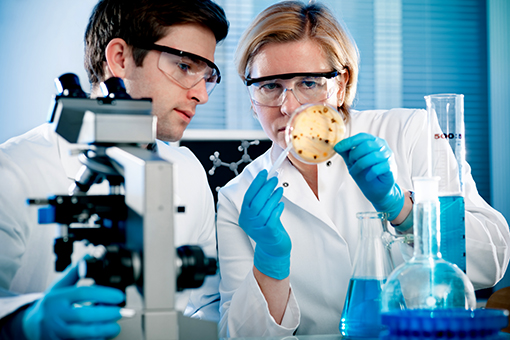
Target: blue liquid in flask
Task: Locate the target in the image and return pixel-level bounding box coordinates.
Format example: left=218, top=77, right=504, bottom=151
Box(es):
left=339, top=278, right=386, bottom=338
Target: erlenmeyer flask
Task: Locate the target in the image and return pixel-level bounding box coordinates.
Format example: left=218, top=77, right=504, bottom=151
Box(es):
left=380, top=177, right=476, bottom=313
left=339, top=212, right=395, bottom=337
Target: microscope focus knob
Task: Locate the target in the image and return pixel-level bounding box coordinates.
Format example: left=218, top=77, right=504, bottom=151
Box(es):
left=176, top=245, right=217, bottom=291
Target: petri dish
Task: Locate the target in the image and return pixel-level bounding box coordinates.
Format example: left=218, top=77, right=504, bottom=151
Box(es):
left=285, top=103, right=346, bottom=164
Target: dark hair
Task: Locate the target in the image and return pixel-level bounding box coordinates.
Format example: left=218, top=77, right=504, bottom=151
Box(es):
left=84, top=0, right=229, bottom=85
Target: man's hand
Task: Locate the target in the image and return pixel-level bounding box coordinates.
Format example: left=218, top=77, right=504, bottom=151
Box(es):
left=22, top=259, right=125, bottom=340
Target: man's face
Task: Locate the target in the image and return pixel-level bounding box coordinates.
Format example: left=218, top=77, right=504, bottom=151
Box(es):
left=123, top=23, right=217, bottom=142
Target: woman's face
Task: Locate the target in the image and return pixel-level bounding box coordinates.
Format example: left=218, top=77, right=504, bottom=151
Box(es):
left=248, top=39, right=348, bottom=150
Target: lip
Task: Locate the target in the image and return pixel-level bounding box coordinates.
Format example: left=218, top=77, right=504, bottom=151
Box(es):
left=175, top=108, right=194, bottom=123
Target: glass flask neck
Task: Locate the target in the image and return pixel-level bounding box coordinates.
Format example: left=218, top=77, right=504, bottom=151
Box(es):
left=351, top=212, right=394, bottom=279
left=413, top=200, right=441, bottom=259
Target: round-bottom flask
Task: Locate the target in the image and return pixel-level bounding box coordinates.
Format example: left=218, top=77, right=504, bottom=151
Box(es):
left=381, top=177, right=476, bottom=312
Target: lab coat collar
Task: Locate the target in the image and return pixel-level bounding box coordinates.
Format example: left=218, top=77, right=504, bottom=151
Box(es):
left=269, top=145, right=349, bottom=242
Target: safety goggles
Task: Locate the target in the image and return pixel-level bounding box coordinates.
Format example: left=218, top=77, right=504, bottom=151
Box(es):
left=244, top=70, right=343, bottom=107
left=138, top=43, right=221, bottom=95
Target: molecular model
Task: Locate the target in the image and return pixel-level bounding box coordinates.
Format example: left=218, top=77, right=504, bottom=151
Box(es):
left=208, top=140, right=260, bottom=177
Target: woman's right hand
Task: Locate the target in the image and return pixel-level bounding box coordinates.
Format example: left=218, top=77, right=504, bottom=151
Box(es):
left=238, top=170, right=291, bottom=280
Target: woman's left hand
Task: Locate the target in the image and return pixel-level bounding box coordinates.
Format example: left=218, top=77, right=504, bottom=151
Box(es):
left=334, top=133, right=405, bottom=221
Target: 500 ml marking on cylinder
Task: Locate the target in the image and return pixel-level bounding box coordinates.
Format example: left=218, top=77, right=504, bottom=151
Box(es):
left=435, top=133, right=462, bottom=139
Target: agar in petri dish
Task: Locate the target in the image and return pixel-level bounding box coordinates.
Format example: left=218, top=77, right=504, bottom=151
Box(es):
left=285, top=103, right=346, bottom=164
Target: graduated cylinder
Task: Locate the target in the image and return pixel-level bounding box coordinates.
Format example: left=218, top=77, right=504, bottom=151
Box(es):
left=425, top=94, right=466, bottom=272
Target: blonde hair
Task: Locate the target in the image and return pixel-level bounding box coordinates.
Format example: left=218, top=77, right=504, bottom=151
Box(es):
left=235, top=0, right=359, bottom=120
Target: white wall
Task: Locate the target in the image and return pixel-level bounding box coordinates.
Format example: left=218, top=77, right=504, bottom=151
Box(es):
left=0, top=0, right=97, bottom=143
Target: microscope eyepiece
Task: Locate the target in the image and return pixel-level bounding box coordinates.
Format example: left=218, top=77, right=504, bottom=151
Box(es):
left=100, top=77, right=132, bottom=99
left=54, top=73, right=87, bottom=98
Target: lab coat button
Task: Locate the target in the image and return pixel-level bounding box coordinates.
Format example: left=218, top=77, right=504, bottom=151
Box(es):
left=326, top=161, right=332, bottom=166
left=283, top=182, right=289, bottom=187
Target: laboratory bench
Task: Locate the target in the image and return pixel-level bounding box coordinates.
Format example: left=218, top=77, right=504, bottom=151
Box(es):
left=220, top=336, right=342, bottom=340
left=220, top=333, right=510, bottom=340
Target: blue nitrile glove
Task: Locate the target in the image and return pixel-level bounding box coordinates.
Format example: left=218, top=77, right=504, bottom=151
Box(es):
left=22, top=258, right=125, bottom=340
left=334, top=133, right=405, bottom=221
left=239, top=169, right=291, bottom=280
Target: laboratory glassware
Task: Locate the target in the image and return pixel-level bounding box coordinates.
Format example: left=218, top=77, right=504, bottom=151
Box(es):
left=269, top=102, right=345, bottom=177
left=380, top=177, right=476, bottom=313
left=285, top=103, right=345, bottom=163
left=425, top=94, right=466, bottom=272
left=381, top=308, right=509, bottom=340
left=339, top=212, right=394, bottom=338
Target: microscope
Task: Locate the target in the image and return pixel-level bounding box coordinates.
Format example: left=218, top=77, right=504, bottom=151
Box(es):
left=28, top=73, right=218, bottom=339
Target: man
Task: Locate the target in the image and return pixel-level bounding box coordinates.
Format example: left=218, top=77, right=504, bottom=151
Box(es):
left=0, top=0, right=229, bottom=338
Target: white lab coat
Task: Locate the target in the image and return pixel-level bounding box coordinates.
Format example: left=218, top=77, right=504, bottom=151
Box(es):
left=0, top=123, right=220, bottom=322
left=216, top=108, right=510, bottom=337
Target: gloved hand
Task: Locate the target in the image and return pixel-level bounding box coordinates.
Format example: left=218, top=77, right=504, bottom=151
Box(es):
left=239, top=169, right=291, bottom=280
left=22, top=258, right=125, bottom=340
left=334, top=133, right=405, bottom=221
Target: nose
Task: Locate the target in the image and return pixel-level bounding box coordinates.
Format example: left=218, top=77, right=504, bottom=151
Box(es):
left=188, top=78, right=209, bottom=104
left=280, top=88, right=301, bottom=116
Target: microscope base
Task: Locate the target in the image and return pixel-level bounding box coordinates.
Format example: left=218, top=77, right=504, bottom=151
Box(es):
left=116, top=309, right=218, bottom=340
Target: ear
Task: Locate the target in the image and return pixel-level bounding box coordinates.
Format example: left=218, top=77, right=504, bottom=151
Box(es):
left=336, top=70, right=350, bottom=107
left=104, top=38, right=133, bottom=80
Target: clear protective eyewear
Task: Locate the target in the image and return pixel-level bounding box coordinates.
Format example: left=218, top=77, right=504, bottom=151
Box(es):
left=245, top=70, right=343, bottom=107
left=138, top=43, right=221, bottom=95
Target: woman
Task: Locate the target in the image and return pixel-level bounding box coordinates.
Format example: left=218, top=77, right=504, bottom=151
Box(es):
left=216, top=1, right=509, bottom=337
